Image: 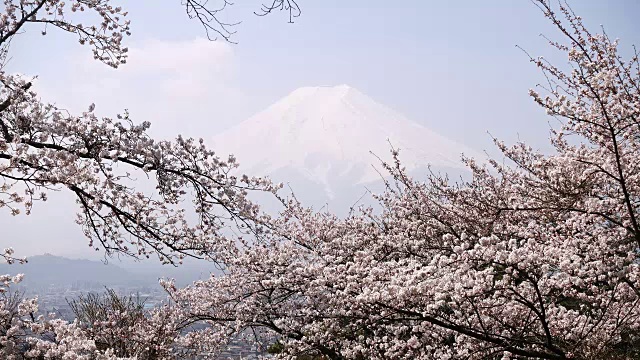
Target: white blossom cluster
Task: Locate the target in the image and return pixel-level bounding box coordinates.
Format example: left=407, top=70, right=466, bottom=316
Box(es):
left=164, top=2, right=640, bottom=359
left=0, top=276, right=188, bottom=359
left=0, top=1, right=281, bottom=266
left=0, top=1, right=279, bottom=358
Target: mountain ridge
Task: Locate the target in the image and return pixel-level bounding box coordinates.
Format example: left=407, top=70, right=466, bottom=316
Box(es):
left=0, top=254, right=219, bottom=289
left=0, top=254, right=142, bottom=288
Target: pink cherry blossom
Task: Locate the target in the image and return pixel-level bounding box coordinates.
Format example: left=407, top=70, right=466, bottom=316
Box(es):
left=165, top=1, right=640, bottom=358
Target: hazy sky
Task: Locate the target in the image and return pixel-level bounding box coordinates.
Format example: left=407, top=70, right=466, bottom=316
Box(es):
left=3, top=0, right=640, bottom=259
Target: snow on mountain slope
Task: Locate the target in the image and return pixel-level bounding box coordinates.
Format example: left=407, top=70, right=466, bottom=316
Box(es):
left=212, top=85, right=480, bottom=196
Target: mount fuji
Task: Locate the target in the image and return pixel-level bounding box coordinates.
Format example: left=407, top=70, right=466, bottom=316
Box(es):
left=212, top=85, right=480, bottom=209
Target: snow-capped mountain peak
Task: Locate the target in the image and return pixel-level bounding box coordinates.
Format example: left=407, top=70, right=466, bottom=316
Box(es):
left=212, top=85, right=479, bottom=197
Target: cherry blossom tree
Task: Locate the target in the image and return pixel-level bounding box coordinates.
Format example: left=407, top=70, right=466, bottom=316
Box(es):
left=0, top=282, right=194, bottom=359
left=0, top=275, right=121, bottom=359
left=0, top=0, right=292, bottom=358
left=164, top=1, right=640, bottom=359
left=0, top=0, right=288, bottom=267
left=67, top=288, right=181, bottom=359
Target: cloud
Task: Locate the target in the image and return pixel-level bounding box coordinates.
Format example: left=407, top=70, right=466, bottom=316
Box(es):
left=101, top=37, right=234, bottom=99
left=38, top=37, right=247, bottom=140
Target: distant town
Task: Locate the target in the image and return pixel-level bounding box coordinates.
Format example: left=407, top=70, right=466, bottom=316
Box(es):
left=4, top=255, right=267, bottom=359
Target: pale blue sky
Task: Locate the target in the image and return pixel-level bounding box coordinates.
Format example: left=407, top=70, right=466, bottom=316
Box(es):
left=10, top=0, right=640, bottom=155
left=4, top=0, right=640, bottom=258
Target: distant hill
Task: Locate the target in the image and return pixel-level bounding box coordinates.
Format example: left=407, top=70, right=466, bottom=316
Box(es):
left=0, top=253, right=146, bottom=288
left=0, top=254, right=222, bottom=289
